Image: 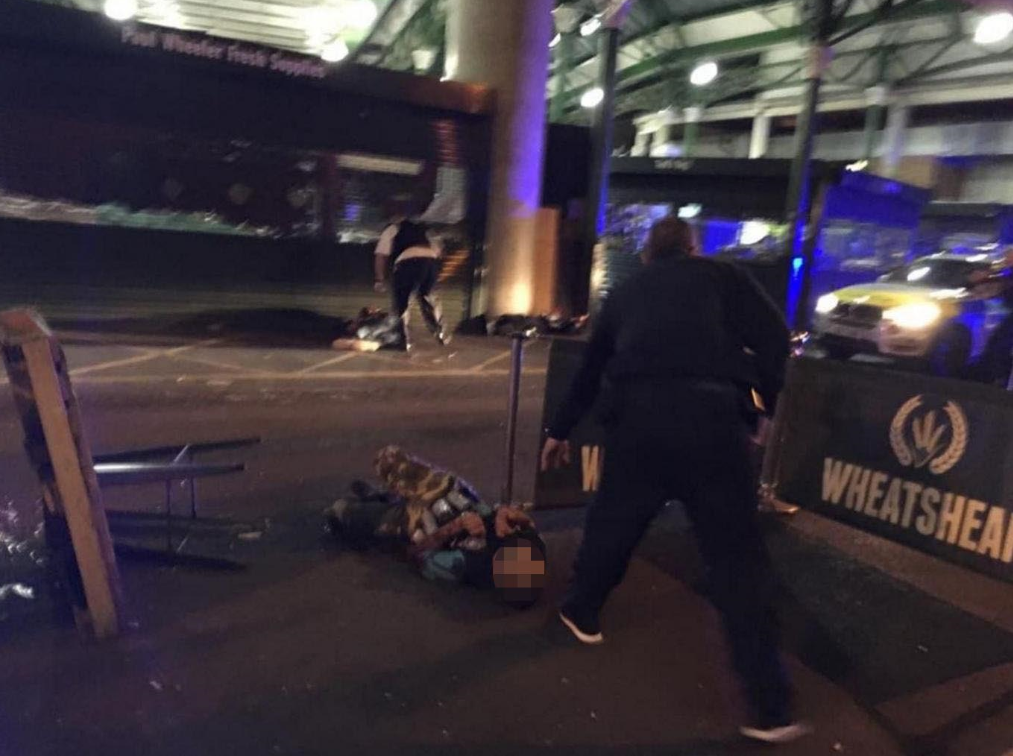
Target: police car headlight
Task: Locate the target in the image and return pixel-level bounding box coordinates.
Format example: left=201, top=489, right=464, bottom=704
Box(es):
left=815, top=294, right=839, bottom=315
left=883, top=302, right=942, bottom=330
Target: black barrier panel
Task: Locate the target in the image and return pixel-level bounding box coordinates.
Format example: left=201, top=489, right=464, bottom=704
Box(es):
left=774, top=357, right=1013, bottom=583
left=535, top=339, right=605, bottom=509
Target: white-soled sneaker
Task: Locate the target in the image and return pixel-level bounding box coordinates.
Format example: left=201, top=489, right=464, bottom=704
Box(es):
left=558, top=610, right=605, bottom=645
left=740, top=722, right=812, bottom=744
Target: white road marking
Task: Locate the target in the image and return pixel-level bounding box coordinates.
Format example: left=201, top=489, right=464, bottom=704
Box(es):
left=62, top=349, right=159, bottom=377
left=68, top=339, right=220, bottom=377
left=294, top=352, right=360, bottom=375
left=68, top=367, right=548, bottom=385
left=469, top=350, right=514, bottom=373
left=169, top=353, right=273, bottom=375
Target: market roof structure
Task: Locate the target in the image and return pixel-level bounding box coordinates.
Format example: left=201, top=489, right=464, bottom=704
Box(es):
left=29, top=0, right=1013, bottom=126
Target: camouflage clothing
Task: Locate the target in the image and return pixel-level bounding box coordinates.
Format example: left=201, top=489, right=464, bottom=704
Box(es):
left=328, top=446, right=493, bottom=584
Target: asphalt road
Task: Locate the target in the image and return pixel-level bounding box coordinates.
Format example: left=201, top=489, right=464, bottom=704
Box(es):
left=1, top=322, right=1011, bottom=756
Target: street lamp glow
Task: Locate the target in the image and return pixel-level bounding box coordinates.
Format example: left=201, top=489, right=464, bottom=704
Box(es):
left=974, top=12, right=1013, bottom=45
left=581, top=87, right=604, bottom=108
left=580, top=17, right=602, bottom=37
left=690, top=61, right=718, bottom=86
left=104, top=0, right=138, bottom=21
left=321, top=38, right=349, bottom=63
left=347, top=0, right=378, bottom=30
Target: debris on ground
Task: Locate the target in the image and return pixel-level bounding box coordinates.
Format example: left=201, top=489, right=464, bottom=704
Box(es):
left=457, top=313, right=588, bottom=338
left=332, top=308, right=404, bottom=352
left=491, top=313, right=588, bottom=338
left=238, top=531, right=263, bottom=541
left=149, top=680, right=163, bottom=692
left=455, top=315, right=488, bottom=336
left=0, top=583, right=35, bottom=601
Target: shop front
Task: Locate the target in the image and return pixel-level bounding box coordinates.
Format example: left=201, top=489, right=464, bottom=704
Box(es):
left=0, top=2, right=493, bottom=323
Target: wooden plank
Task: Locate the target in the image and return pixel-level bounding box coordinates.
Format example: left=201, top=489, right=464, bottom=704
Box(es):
left=1, top=309, right=122, bottom=638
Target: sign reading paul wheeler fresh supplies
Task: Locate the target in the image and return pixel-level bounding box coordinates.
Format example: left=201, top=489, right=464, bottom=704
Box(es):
left=773, top=358, right=1013, bottom=583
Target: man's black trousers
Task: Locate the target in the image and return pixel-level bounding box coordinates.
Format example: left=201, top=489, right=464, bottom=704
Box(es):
left=562, top=380, right=792, bottom=725
left=392, top=258, right=443, bottom=339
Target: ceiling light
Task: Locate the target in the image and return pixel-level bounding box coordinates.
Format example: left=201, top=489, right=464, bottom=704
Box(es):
left=581, top=87, right=604, bottom=108
left=974, top=12, right=1013, bottom=45
left=690, top=60, right=718, bottom=86
left=104, top=0, right=138, bottom=21
left=150, top=0, right=185, bottom=27
left=412, top=48, right=437, bottom=73
left=347, top=0, right=378, bottom=30
left=580, top=17, right=602, bottom=37
left=553, top=4, right=582, bottom=34
left=321, top=39, right=349, bottom=63
left=305, top=6, right=342, bottom=36
left=550, top=33, right=561, bottom=48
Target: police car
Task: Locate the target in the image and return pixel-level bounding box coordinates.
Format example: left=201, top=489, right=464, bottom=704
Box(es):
left=812, top=253, right=1011, bottom=376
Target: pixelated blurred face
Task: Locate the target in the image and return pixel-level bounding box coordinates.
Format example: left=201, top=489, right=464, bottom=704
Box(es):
left=493, top=543, right=546, bottom=606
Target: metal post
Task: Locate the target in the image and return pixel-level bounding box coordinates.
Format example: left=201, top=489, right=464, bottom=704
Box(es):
left=882, top=102, right=909, bottom=178
left=784, top=0, right=836, bottom=332
left=863, top=51, right=891, bottom=161
left=165, top=480, right=173, bottom=552
left=550, top=32, right=574, bottom=122
left=862, top=103, right=885, bottom=161
left=581, top=24, right=621, bottom=314
left=501, top=333, right=526, bottom=505
left=683, top=106, right=702, bottom=158
left=749, top=111, right=771, bottom=159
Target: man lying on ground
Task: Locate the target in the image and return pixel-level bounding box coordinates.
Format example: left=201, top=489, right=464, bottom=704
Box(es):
left=328, top=446, right=547, bottom=608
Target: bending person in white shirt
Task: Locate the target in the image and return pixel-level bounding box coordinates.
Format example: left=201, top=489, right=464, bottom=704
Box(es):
left=374, top=214, right=446, bottom=350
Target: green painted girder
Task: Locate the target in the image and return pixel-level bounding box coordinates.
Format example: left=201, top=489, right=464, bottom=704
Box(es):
left=606, top=29, right=976, bottom=116
left=556, top=0, right=966, bottom=109
left=897, top=46, right=1013, bottom=84
left=379, top=0, right=443, bottom=69
left=549, top=0, right=786, bottom=75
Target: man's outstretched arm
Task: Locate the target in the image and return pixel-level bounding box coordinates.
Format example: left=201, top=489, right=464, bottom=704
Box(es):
left=543, top=297, right=618, bottom=469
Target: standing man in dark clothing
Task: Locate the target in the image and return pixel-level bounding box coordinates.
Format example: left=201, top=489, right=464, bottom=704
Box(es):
left=374, top=214, right=447, bottom=349
left=541, top=217, right=805, bottom=744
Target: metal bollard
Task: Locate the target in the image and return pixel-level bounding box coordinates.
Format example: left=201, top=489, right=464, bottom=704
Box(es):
left=501, top=331, right=528, bottom=505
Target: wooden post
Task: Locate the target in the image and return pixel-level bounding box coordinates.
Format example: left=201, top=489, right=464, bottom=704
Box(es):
left=0, top=309, right=122, bottom=638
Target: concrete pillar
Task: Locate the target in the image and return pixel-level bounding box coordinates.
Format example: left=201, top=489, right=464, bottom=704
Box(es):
left=882, top=102, right=908, bottom=178
left=650, top=124, right=670, bottom=156
left=683, top=106, right=702, bottom=157
left=748, top=111, right=771, bottom=158
left=652, top=109, right=679, bottom=157
left=632, top=129, right=650, bottom=157
left=863, top=85, right=889, bottom=161
left=445, top=0, right=554, bottom=316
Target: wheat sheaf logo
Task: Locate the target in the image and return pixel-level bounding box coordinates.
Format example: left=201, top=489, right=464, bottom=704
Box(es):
left=889, top=395, right=968, bottom=475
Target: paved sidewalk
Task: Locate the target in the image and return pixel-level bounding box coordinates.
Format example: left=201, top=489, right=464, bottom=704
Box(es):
left=0, top=330, right=549, bottom=388
left=0, top=315, right=1010, bottom=756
